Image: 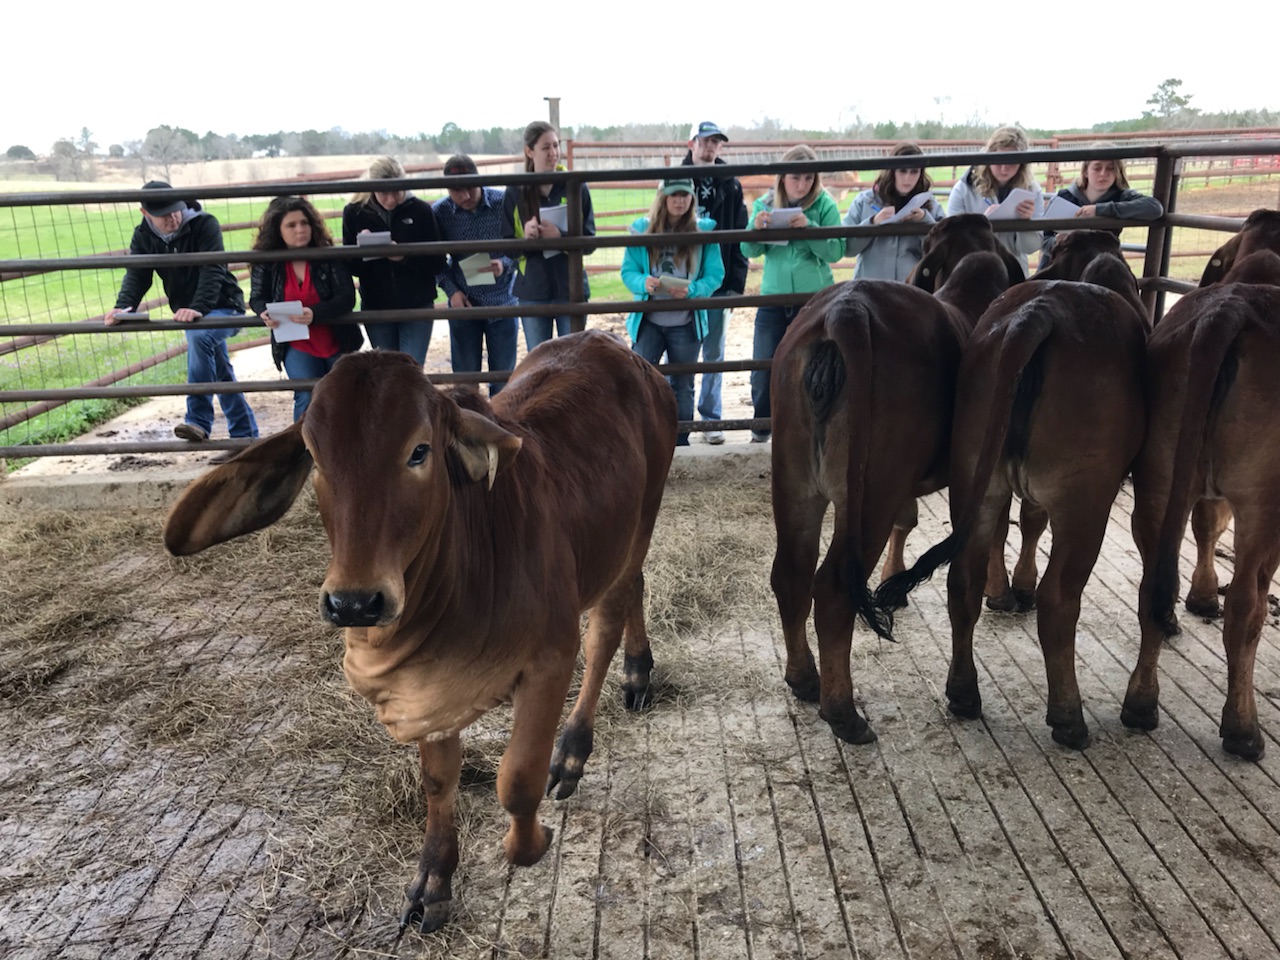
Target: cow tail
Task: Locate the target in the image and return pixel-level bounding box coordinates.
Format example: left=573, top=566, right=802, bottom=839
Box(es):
left=1148, top=308, right=1245, bottom=632
left=874, top=303, right=1054, bottom=615
left=810, top=295, right=894, bottom=641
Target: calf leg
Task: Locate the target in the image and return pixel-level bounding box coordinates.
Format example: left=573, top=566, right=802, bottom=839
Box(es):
left=948, top=491, right=1010, bottom=719
left=1186, top=498, right=1232, bottom=618
left=401, top=735, right=463, bottom=934
left=771, top=492, right=827, bottom=703
left=1010, top=499, right=1050, bottom=611
left=500, top=649, right=575, bottom=865
left=984, top=498, right=1017, bottom=612
left=878, top=498, right=918, bottom=591
left=812, top=543, right=875, bottom=745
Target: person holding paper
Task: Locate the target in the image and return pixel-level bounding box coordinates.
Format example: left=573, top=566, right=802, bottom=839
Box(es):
left=1038, top=150, right=1163, bottom=272
left=501, top=121, right=596, bottom=350
left=621, top=179, right=725, bottom=446
left=433, top=154, right=519, bottom=396
left=741, top=144, right=845, bottom=442
left=842, top=142, right=942, bottom=281
left=946, top=126, right=1044, bottom=273
left=342, top=156, right=447, bottom=367
left=105, top=181, right=259, bottom=445
left=249, top=196, right=361, bottom=421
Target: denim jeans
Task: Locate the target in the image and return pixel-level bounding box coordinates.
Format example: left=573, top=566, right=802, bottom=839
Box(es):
left=750, top=304, right=803, bottom=431
left=698, top=303, right=729, bottom=421
left=282, top=347, right=342, bottom=422
left=185, top=308, right=258, bottom=439
left=449, top=316, right=519, bottom=396
left=365, top=319, right=433, bottom=367
left=520, top=299, right=574, bottom=352
left=633, top=319, right=701, bottom=445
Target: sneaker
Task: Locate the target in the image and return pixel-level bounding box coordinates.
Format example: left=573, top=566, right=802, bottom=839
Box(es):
left=704, top=430, right=726, bottom=445
left=750, top=431, right=771, bottom=443
left=174, top=423, right=209, bottom=442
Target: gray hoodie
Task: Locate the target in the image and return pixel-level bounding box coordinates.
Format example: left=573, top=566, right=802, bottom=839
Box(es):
left=842, top=189, right=942, bottom=282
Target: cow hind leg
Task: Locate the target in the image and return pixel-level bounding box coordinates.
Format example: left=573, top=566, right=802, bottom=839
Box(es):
left=947, top=491, right=1009, bottom=719
left=878, top=498, right=918, bottom=597
left=983, top=498, right=1018, bottom=612
left=1010, top=499, right=1049, bottom=611
left=502, top=650, right=575, bottom=862
left=1186, top=499, right=1232, bottom=618
left=771, top=492, right=827, bottom=703
left=621, top=572, right=655, bottom=711
left=400, top=736, right=463, bottom=934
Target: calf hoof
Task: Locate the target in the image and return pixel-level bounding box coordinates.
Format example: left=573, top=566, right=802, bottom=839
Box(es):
left=947, top=697, right=983, bottom=721
left=1222, top=725, right=1265, bottom=762
left=985, top=591, right=1017, bottom=613
left=622, top=650, right=655, bottom=711
left=786, top=672, right=821, bottom=703
left=1157, top=611, right=1182, bottom=637
left=1185, top=595, right=1222, bottom=619
left=820, top=706, right=877, bottom=745
left=1012, top=587, right=1036, bottom=612
left=400, top=896, right=451, bottom=935
left=1049, top=721, right=1091, bottom=751
left=547, top=723, right=593, bottom=801
left=1120, top=700, right=1159, bottom=732
left=504, top=822, right=553, bottom=867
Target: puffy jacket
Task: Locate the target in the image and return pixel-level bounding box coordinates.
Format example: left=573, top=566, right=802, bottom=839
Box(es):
left=740, top=190, right=844, bottom=294
left=500, top=174, right=596, bottom=302
left=842, top=189, right=941, bottom=282
left=946, top=169, right=1044, bottom=271
left=1038, top=182, right=1164, bottom=268
left=249, top=259, right=362, bottom=369
left=341, top=195, right=447, bottom=310
left=114, top=205, right=244, bottom=314
left=680, top=151, right=750, bottom=294
left=620, top=216, right=725, bottom=341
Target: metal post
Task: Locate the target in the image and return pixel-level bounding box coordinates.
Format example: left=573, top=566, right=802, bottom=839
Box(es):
left=1141, top=148, right=1178, bottom=324
left=566, top=175, right=587, bottom=333
left=545, top=97, right=560, bottom=132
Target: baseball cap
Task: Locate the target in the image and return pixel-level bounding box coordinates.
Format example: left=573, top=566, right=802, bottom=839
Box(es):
left=662, top=178, right=695, bottom=195
left=140, top=181, right=187, bottom=217
left=689, top=121, right=729, bottom=142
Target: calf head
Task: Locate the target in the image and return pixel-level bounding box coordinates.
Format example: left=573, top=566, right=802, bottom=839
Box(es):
left=1201, top=209, right=1280, bottom=286
left=910, top=214, right=1025, bottom=292
left=163, top=351, right=523, bottom=629
left=1034, top=230, right=1123, bottom=281
left=933, top=251, right=1012, bottom=326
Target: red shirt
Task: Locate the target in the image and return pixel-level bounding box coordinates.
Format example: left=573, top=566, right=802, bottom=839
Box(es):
left=283, top=261, right=340, bottom=358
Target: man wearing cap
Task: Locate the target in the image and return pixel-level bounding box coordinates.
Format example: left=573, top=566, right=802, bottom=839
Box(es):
left=432, top=154, right=519, bottom=396
left=105, top=181, right=258, bottom=443
left=681, top=121, right=748, bottom=445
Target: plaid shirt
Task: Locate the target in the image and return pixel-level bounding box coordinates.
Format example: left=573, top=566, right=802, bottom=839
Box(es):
left=433, top=187, right=518, bottom=307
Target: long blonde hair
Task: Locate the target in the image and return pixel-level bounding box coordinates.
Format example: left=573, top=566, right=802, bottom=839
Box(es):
left=972, top=126, right=1034, bottom=197
left=772, top=144, right=824, bottom=210
left=350, top=156, right=407, bottom=207
left=644, top=186, right=701, bottom=274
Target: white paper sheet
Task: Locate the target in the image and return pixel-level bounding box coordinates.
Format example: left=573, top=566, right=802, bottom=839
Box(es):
left=537, top=205, right=569, bottom=258
left=1042, top=195, right=1083, bottom=220
left=656, top=275, right=690, bottom=296
left=986, top=188, right=1037, bottom=220
left=885, top=192, right=933, bottom=223
left=357, top=230, right=392, bottom=260
left=266, top=300, right=311, bottom=343
left=760, top=206, right=804, bottom=245
left=459, top=252, right=497, bottom=286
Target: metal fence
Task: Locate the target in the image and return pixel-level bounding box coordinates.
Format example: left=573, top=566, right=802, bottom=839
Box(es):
left=1, top=138, right=1277, bottom=463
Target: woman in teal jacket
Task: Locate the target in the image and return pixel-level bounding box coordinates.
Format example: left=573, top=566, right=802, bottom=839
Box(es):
left=741, top=144, right=845, bottom=441
left=622, top=179, right=725, bottom=446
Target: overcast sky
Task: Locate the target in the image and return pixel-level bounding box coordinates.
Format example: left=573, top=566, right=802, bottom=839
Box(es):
left=8, top=3, right=1273, bottom=153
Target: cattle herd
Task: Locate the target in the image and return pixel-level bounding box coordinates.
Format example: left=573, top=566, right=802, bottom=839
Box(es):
left=161, top=210, right=1280, bottom=935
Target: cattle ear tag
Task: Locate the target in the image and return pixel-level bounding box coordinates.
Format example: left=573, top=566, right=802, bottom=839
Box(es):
left=1211, top=259, right=1222, bottom=267
left=486, top=445, right=498, bottom=490
left=922, top=267, right=930, bottom=277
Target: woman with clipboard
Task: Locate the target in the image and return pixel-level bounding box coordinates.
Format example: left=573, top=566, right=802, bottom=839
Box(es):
left=842, top=142, right=941, bottom=282
left=945, top=125, right=1044, bottom=273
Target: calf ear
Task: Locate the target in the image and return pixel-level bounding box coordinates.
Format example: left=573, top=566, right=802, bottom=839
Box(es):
left=450, top=409, right=523, bottom=489
left=909, top=246, right=946, bottom=292
left=163, top=424, right=313, bottom=556
left=999, top=246, right=1027, bottom=286
left=1200, top=233, right=1242, bottom=286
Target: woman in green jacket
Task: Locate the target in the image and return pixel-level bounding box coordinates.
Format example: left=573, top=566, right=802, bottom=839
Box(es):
left=741, top=144, right=844, bottom=441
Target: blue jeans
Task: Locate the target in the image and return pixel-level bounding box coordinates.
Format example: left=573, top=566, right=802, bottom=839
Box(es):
left=750, top=305, right=803, bottom=432
left=365, top=319, right=433, bottom=367
left=449, top=316, right=519, bottom=396
left=633, top=319, right=701, bottom=446
left=520, top=299, right=574, bottom=352
left=698, top=303, right=729, bottom=421
left=185, top=309, right=258, bottom=439
left=282, top=347, right=342, bottom=422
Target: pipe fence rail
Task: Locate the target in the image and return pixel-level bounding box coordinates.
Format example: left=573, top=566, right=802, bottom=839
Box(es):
left=1, top=140, right=1275, bottom=463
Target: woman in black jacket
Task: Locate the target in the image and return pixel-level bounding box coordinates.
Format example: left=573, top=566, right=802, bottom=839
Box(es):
left=249, top=196, right=361, bottom=421
left=342, top=156, right=447, bottom=367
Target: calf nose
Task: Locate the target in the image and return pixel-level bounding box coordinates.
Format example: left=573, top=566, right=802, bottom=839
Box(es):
left=323, top=590, right=386, bottom=627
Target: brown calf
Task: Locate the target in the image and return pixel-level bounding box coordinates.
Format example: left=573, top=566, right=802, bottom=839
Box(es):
left=877, top=252, right=1148, bottom=748
left=163, top=331, right=677, bottom=931
left=769, top=244, right=1011, bottom=744
left=1122, top=215, right=1280, bottom=760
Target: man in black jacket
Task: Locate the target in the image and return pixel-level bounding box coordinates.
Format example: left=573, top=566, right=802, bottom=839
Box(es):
left=105, top=182, right=258, bottom=442
left=682, top=122, right=748, bottom=444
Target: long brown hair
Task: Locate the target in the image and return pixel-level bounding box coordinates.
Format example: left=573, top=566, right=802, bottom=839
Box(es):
left=252, top=196, right=333, bottom=251
left=1075, top=144, right=1130, bottom=192
left=643, top=186, right=701, bottom=274
left=972, top=126, right=1034, bottom=197
left=872, top=142, right=933, bottom=208
left=518, top=121, right=559, bottom=223
left=772, top=144, right=823, bottom=210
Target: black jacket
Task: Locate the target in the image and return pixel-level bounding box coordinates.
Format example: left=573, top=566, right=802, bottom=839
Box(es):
left=1038, top=183, right=1164, bottom=269
left=114, top=204, right=244, bottom=314
left=681, top=151, right=750, bottom=295
left=249, top=259, right=362, bottom=369
left=341, top=196, right=447, bottom=310
left=500, top=178, right=596, bottom=302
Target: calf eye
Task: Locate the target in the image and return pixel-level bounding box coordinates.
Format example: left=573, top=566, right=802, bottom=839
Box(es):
left=408, top=444, right=430, bottom=466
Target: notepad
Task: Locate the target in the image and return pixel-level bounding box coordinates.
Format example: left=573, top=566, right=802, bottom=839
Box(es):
left=761, top=206, right=803, bottom=245
left=266, top=300, right=311, bottom=342
left=357, top=231, right=392, bottom=260
left=885, top=192, right=933, bottom=223
left=460, top=252, right=497, bottom=286
left=537, top=205, right=569, bottom=258
left=1042, top=195, right=1083, bottom=220
left=111, top=311, right=149, bottom=321
left=987, top=189, right=1037, bottom=220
